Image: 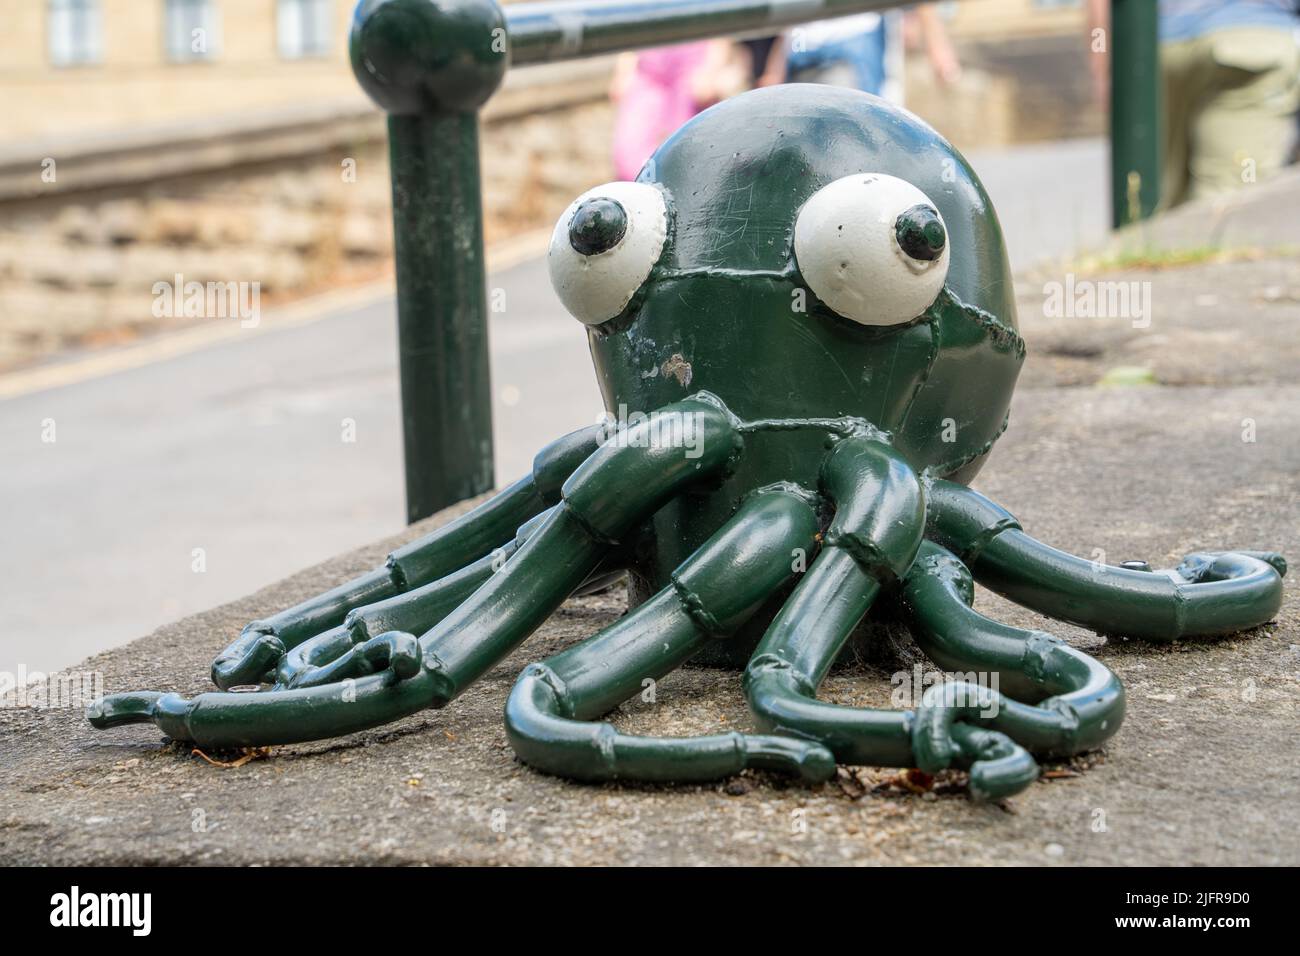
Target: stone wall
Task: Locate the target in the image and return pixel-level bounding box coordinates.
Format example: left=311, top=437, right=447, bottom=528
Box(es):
left=0, top=83, right=613, bottom=370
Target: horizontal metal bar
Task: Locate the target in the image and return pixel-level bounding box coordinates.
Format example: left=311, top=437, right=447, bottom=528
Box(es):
left=505, top=0, right=907, bottom=66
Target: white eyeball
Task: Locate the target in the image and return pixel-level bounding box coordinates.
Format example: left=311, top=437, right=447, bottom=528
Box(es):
left=794, top=173, right=950, bottom=327
left=548, top=181, right=669, bottom=326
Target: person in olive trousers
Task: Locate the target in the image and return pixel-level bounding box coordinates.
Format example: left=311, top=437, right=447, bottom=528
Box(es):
left=1089, top=0, right=1300, bottom=208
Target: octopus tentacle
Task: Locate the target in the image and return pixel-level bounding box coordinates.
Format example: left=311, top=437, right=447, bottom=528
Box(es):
left=208, top=424, right=607, bottom=690
left=274, top=543, right=516, bottom=688
left=505, top=489, right=834, bottom=783
left=89, top=398, right=741, bottom=748
left=271, top=508, right=636, bottom=688
left=944, top=723, right=1041, bottom=802
left=742, top=437, right=1037, bottom=800
left=925, top=479, right=1286, bottom=641
left=292, top=630, right=423, bottom=689
left=902, top=541, right=1125, bottom=757
left=742, top=436, right=923, bottom=770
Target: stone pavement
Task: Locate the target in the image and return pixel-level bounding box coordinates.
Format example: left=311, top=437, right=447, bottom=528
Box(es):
left=2, top=176, right=1297, bottom=866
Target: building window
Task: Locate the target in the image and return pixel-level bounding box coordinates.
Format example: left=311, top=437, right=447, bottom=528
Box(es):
left=165, top=0, right=220, bottom=62
left=278, top=0, right=333, bottom=59
left=49, top=0, right=103, bottom=67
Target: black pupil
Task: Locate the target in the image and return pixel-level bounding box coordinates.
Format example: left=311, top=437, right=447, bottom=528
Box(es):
left=569, top=198, right=628, bottom=256
left=895, top=204, right=946, bottom=261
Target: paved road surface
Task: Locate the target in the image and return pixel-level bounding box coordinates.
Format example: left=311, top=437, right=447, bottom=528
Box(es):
left=0, top=140, right=1106, bottom=677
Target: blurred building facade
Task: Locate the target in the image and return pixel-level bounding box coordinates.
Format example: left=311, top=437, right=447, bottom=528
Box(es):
left=6, top=0, right=361, bottom=140
left=907, top=0, right=1100, bottom=146
left=948, top=0, right=1085, bottom=38
left=3, top=0, right=1094, bottom=144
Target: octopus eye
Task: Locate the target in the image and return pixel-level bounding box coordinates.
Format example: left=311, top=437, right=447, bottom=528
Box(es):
left=568, top=198, right=628, bottom=256
left=794, top=173, right=950, bottom=327
left=895, top=204, right=947, bottom=262
left=548, top=181, right=669, bottom=326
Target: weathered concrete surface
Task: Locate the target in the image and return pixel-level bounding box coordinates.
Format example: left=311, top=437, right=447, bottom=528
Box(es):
left=1016, top=255, right=1300, bottom=389
left=3, top=247, right=1298, bottom=865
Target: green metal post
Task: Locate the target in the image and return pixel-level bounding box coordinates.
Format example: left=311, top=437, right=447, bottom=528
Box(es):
left=350, top=0, right=508, bottom=523
left=1109, top=0, right=1161, bottom=226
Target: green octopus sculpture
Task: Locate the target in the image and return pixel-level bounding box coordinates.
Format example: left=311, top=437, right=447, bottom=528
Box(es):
left=89, top=86, right=1286, bottom=800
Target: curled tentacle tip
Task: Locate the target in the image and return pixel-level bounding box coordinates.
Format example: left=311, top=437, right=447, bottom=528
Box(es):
left=87, top=691, right=164, bottom=729
left=966, top=754, right=1040, bottom=802
left=1178, top=550, right=1287, bottom=584
left=911, top=733, right=955, bottom=775
left=952, top=725, right=1040, bottom=802
left=794, top=743, right=838, bottom=783
left=387, top=632, right=422, bottom=680
left=1245, top=551, right=1287, bottom=577
left=210, top=631, right=285, bottom=690
left=743, top=735, right=837, bottom=783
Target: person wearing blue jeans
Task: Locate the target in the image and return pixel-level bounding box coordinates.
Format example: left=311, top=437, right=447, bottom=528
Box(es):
left=759, top=6, right=961, bottom=101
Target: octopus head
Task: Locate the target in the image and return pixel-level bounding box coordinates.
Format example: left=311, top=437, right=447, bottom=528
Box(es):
left=547, top=83, right=1023, bottom=482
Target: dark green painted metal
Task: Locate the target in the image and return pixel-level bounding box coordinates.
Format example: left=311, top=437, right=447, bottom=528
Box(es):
left=275, top=529, right=628, bottom=689
left=369, top=542, right=516, bottom=643
left=903, top=541, right=1126, bottom=757
left=741, top=438, right=1041, bottom=801
left=273, top=544, right=511, bottom=688
left=209, top=566, right=398, bottom=691
left=386, top=107, right=495, bottom=523
left=422, top=396, right=742, bottom=699
left=350, top=0, right=509, bottom=522
left=926, top=479, right=1287, bottom=641
left=592, top=85, right=1022, bottom=660
left=294, top=631, right=423, bottom=689
left=351, top=0, right=507, bottom=116
left=348, top=0, right=954, bottom=522
left=1109, top=0, right=1161, bottom=225
left=739, top=443, right=912, bottom=770
left=505, top=490, right=835, bottom=782
left=274, top=626, right=354, bottom=689
left=90, top=78, right=1286, bottom=799
left=505, top=0, right=905, bottom=66
left=209, top=424, right=601, bottom=690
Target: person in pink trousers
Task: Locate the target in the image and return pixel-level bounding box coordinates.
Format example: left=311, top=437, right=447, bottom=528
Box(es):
left=610, top=41, right=748, bottom=181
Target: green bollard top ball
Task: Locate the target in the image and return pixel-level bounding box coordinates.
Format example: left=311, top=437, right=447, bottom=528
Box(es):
left=350, top=0, right=507, bottom=115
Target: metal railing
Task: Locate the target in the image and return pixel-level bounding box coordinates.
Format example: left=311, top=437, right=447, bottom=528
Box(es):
left=348, top=0, right=1157, bottom=523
